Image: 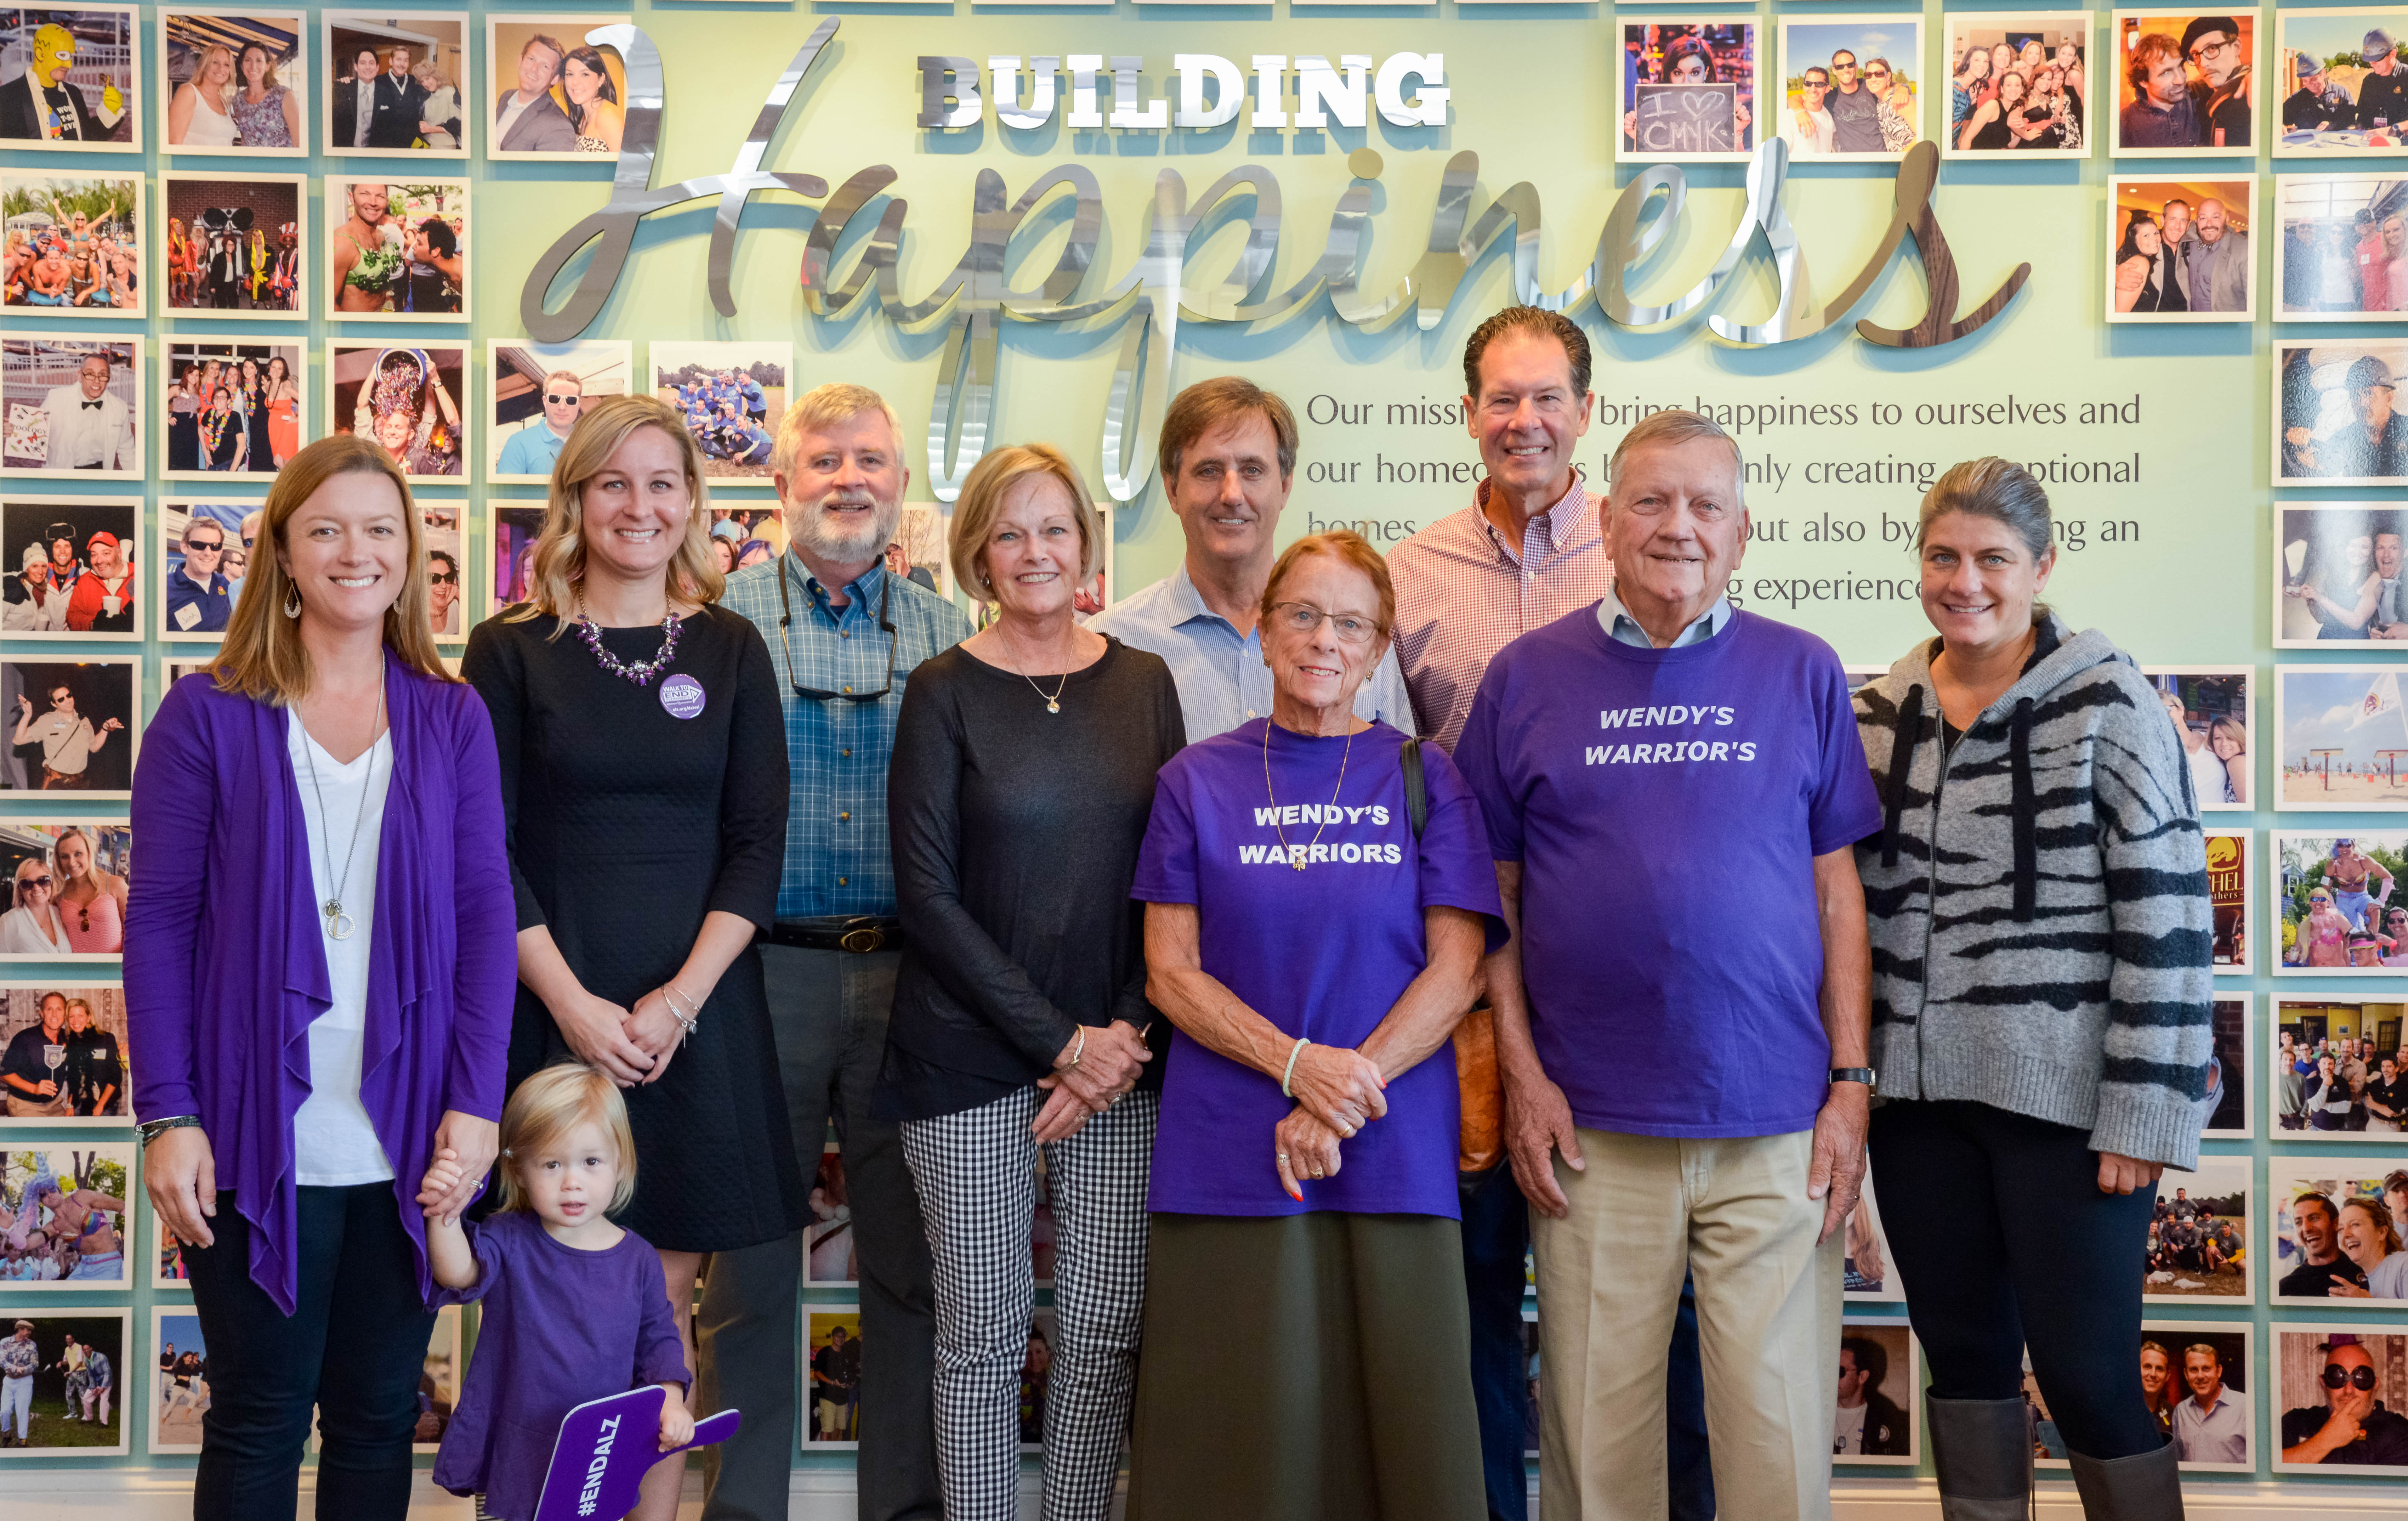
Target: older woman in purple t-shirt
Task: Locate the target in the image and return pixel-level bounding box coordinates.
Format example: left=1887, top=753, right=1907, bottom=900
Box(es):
left=1125, top=531, right=1504, bottom=1521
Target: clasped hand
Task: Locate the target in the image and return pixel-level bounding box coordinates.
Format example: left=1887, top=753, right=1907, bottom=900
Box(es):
left=1032, top=1021, right=1152, bottom=1143
left=555, top=988, right=688, bottom=1087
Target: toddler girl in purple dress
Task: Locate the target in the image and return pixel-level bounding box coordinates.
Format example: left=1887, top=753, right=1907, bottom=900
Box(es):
left=422, top=1063, right=692, bottom=1521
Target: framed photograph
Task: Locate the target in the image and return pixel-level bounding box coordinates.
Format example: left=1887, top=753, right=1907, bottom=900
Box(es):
left=0, top=334, right=137, bottom=477
left=2034, top=1325, right=2249, bottom=1468
left=329, top=343, right=467, bottom=483
left=320, top=13, right=468, bottom=159
left=2277, top=8, right=2408, bottom=156
left=160, top=171, right=304, bottom=315
left=2106, top=177, right=2256, bottom=319
left=2274, top=1005, right=2408, bottom=1134
left=652, top=341, right=788, bottom=482
left=1843, top=1169, right=1903, bottom=1302
left=2274, top=831, right=2408, bottom=972
left=1522, top=1305, right=1540, bottom=1457
left=159, top=501, right=257, bottom=641
left=0, top=1144, right=130, bottom=1288
left=1016, top=1304, right=1057, bottom=1452
left=489, top=339, right=630, bottom=483
left=487, top=503, right=545, bottom=617
left=150, top=1204, right=190, bottom=1287
left=419, top=499, right=465, bottom=644
left=1073, top=503, right=1113, bottom=620
left=2272, top=1164, right=2408, bottom=1300
left=2277, top=503, right=2408, bottom=643
left=148, top=1307, right=209, bottom=1454
left=801, top=1307, right=862, bottom=1449
left=0, top=658, right=135, bottom=795
left=162, top=341, right=303, bottom=481
left=308, top=1304, right=461, bottom=1454
left=2275, top=1328, right=2408, bottom=1470
left=1776, top=17, right=1925, bottom=161
left=0, top=498, right=137, bottom=640
left=2141, top=1157, right=2250, bottom=1303
left=2277, top=339, right=2408, bottom=482
left=2145, top=667, right=2251, bottom=807
left=1940, top=13, right=2092, bottom=158
left=2273, top=176, right=2408, bottom=316
left=2277, top=666, right=2408, bottom=810
left=2207, top=832, right=2253, bottom=973
left=708, top=506, right=787, bottom=580
left=0, top=984, right=125, bottom=1124
left=487, top=17, right=630, bottom=160
left=1618, top=21, right=1760, bottom=163
left=805, top=1143, right=854, bottom=1287
left=2207, top=993, right=2252, bottom=1135
left=160, top=10, right=303, bottom=154
left=0, top=172, right=140, bottom=316
left=885, top=504, right=949, bottom=599
left=1834, top=1318, right=1918, bottom=1464
left=163, top=659, right=214, bottom=689
left=325, top=177, right=467, bottom=321
left=2112, top=9, right=2258, bottom=154
left=0, top=821, right=127, bottom=959
left=0, top=1312, right=128, bottom=1456
left=0, top=8, right=136, bottom=149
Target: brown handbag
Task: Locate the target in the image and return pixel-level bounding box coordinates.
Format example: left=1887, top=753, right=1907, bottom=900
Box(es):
left=1402, top=739, right=1505, bottom=1174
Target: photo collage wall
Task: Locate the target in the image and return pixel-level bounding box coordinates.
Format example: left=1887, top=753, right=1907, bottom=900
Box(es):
left=0, top=0, right=2389, bottom=1499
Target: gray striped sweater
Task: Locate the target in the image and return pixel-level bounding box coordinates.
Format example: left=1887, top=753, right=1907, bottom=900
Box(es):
left=1851, top=615, right=2215, bottom=1170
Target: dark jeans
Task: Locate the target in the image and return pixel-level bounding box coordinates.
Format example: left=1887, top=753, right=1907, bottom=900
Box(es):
left=182, top=1182, right=436, bottom=1521
left=1869, top=1099, right=2164, bottom=1461
left=696, top=944, right=940, bottom=1521
left=1459, top=1164, right=1713, bottom=1521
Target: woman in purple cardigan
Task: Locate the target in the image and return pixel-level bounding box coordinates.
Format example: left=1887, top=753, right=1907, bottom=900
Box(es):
left=127, top=435, right=517, bottom=1521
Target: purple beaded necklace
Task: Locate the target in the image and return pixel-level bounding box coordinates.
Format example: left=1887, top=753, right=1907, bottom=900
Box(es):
left=574, top=592, right=682, bottom=686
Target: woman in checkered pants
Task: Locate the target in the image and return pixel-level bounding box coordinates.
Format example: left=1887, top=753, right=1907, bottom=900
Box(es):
left=880, top=444, right=1183, bottom=1521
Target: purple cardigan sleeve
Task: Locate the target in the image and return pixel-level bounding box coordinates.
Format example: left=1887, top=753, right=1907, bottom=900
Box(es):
left=444, top=688, right=517, bottom=1123
left=125, top=681, right=214, bottom=1123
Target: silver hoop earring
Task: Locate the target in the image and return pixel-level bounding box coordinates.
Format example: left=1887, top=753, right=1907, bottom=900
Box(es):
left=283, top=586, right=301, bottom=619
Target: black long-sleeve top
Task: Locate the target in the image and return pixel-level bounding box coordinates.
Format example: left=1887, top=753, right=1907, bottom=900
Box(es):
left=876, top=636, right=1185, bottom=1122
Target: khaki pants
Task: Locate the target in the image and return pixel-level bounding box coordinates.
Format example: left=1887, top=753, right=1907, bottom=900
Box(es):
left=1533, top=1126, right=1841, bottom=1521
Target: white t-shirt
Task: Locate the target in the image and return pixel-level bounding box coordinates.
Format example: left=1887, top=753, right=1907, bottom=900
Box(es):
left=2187, top=742, right=2231, bottom=807
left=1833, top=1401, right=1867, bottom=1454
left=288, top=714, right=396, bottom=1187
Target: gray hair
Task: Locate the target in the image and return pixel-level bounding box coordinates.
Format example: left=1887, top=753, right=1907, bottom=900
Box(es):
left=1915, top=457, right=2051, bottom=557
left=1606, top=409, right=1746, bottom=508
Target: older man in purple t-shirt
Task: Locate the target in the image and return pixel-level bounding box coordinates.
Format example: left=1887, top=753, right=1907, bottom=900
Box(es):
left=1455, top=408, right=1881, bottom=1521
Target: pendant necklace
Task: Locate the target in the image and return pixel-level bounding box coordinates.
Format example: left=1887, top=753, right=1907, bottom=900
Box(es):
left=1262, top=716, right=1353, bottom=872
left=575, top=592, right=683, bottom=687
left=299, top=659, right=387, bottom=942
left=999, top=620, right=1071, bottom=714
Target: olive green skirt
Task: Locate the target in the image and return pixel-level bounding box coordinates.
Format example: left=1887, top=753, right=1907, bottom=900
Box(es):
left=1125, top=1210, right=1487, bottom=1521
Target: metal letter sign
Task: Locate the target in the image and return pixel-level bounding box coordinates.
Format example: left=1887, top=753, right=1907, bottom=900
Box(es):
left=521, top=20, right=2029, bottom=503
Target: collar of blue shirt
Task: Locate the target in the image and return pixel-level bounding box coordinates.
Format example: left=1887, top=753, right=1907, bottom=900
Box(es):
left=1597, top=589, right=1732, bottom=649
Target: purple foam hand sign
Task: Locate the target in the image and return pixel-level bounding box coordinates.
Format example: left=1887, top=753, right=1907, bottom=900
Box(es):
left=532, top=1386, right=741, bottom=1521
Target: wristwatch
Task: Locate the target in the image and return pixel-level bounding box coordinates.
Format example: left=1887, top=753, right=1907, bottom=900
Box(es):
left=1829, top=1067, right=1878, bottom=1094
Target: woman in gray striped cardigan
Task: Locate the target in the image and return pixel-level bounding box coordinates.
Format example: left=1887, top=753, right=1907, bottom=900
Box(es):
left=1853, top=458, right=2215, bottom=1521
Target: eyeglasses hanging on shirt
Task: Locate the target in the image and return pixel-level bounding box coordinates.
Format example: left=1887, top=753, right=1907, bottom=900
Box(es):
left=778, top=561, right=897, bottom=702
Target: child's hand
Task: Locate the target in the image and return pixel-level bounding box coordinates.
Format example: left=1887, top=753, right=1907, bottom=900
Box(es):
left=657, top=1386, right=695, bottom=1451
left=418, top=1148, right=465, bottom=1219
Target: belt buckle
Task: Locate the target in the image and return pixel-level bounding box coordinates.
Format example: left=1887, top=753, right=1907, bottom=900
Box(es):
left=837, top=922, right=886, bottom=955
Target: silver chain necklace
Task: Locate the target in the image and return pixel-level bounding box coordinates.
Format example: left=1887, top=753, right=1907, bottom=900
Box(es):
left=998, top=619, right=1072, bottom=714
left=298, top=661, right=387, bottom=942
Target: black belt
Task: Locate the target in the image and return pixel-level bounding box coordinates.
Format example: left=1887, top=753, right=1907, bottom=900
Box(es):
left=770, top=916, right=905, bottom=955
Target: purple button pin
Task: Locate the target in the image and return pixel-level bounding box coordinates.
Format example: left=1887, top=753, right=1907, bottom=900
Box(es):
left=659, top=675, right=705, bottom=720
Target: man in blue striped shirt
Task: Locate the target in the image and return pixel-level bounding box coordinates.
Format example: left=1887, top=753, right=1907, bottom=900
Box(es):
left=702, top=381, right=967, bottom=1521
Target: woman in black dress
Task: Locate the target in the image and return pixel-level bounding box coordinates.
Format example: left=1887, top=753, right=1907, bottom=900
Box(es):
left=239, top=357, right=272, bottom=473
left=2112, top=215, right=2187, bottom=314
left=463, top=394, right=804, bottom=1515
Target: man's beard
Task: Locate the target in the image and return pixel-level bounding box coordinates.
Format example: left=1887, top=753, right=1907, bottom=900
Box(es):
left=789, top=493, right=902, bottom=564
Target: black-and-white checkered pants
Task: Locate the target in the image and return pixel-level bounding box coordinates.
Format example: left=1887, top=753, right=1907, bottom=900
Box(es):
left=900, top=1083, right=1157, bottom=1521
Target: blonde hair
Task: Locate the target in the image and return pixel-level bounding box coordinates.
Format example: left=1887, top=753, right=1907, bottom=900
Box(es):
left=208, top=435, right=453, bottom=703
left=195, top=43, right=234, bottom=85
left=504, top=395, right=721, bottom=632
left=768, top=382, right=902, bottom=479
left=948, top=443, right=1102, bottom=603
left=497, top=1063, right=637, bottom=1215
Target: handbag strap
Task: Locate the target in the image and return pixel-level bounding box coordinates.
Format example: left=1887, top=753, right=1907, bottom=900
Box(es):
left=1401, top=737, right=1427, bottom=841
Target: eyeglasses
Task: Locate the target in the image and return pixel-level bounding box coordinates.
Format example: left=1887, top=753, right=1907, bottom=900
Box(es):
left=429, top=569, right=458, bottom=585
left=1269, top=601, right=1384, bottom=644
left=1866, top=69, right=1891, bottom=81
left=545, top=394, right=580, bottom=407
left=2325, top=1364, right=2381, bottom=1392
left=778, top=562, right=898, bottom=702
left=16, top=875, right=50, bottom=892
left=2188, top=36, right=2236, bottom=65
left=47, top=693, right=68, bottom=706
left=184, top=539, right=222, bottom=555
